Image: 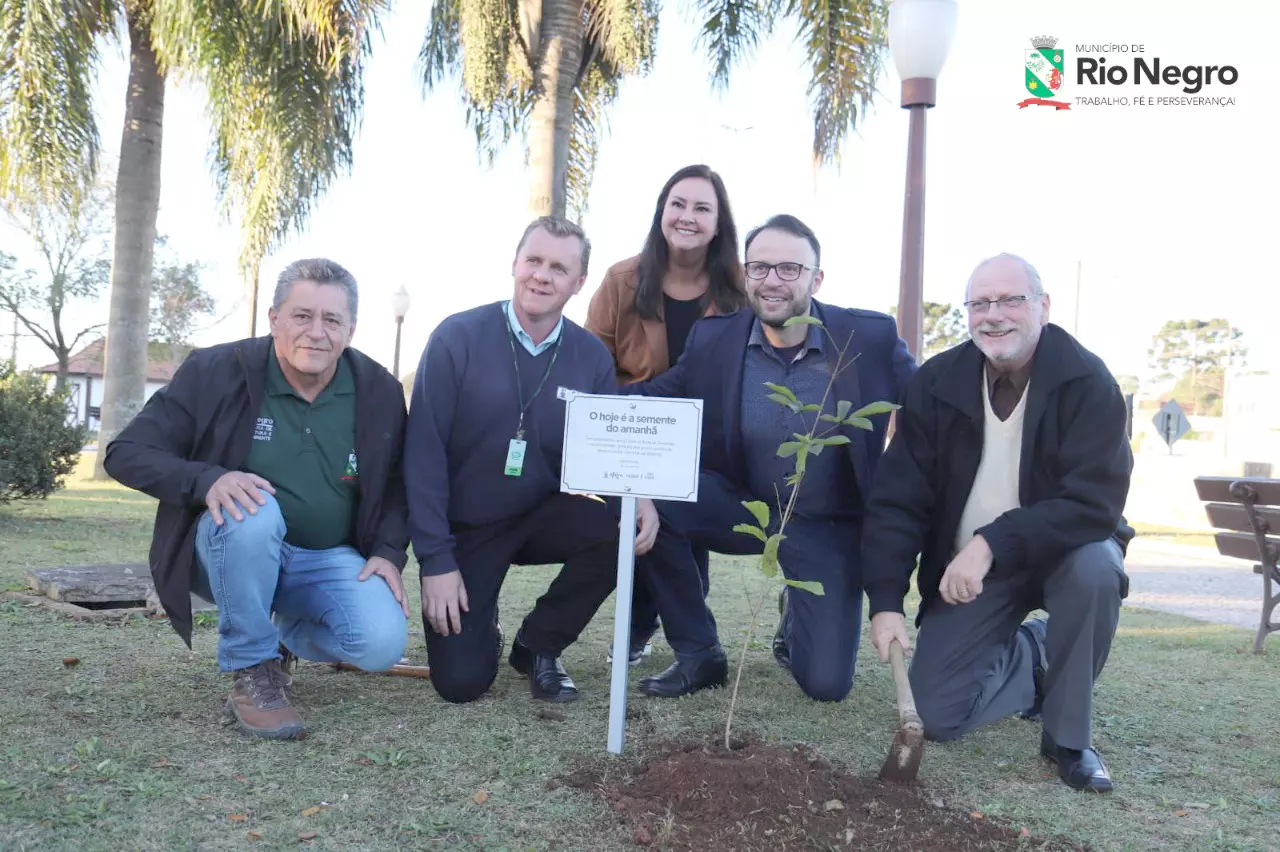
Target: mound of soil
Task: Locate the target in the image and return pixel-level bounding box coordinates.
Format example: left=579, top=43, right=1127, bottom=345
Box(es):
left=564, top=735, right=1081, bottom=851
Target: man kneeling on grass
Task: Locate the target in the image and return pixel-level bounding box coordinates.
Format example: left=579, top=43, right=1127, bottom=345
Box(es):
left=104, top=258, right=411, bottom=740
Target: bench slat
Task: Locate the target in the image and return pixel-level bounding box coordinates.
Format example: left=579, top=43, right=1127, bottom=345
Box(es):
left=1194, top=476, right=1280, bottom=506
left=1204, top=502, right=1280, bottom=534
left=1215, top=531, right=1280, bottom=563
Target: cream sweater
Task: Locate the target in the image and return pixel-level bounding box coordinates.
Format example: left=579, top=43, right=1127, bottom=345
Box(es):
left=955, top=370, right=1029, bottom=553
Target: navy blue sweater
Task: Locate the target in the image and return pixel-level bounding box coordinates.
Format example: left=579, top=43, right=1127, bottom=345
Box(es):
left=405, top=301, right=618, bottom=576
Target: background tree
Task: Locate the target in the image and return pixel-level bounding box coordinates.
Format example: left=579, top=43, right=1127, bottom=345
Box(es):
left=889, top=300, right=966, bottom=360
left=1112, top=373, right=1139, bottom=396
left=0, top=186, right=112, bottom=389
left=0, top=0, right=384, bottom=479
left=420, top=0, right=659, bottom=219
left=1148, top=318, right=1246, bottom=416
left=0, top=190, right=215, bottom=388
left=0, top=363, right=86, bottom=504
left=421, top=0, right=888, bottom=220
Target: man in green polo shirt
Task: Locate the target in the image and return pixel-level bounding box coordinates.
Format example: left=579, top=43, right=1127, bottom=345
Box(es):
left=105, top=258, right=411, bottom=741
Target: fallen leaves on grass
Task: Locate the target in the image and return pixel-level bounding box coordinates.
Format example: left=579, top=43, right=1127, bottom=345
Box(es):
left=299, top=831, right=318, bottom=841
left=300, top=805, right=324, bottom=817
left=62, top=657, right=79, bottom=666
left=970, top=811, right=984, bottom=820
left=247, top=831, right=262, bottom=841
left=473, top=790, right=489, bottom=805
left=228, top=814, right=248, bottom=822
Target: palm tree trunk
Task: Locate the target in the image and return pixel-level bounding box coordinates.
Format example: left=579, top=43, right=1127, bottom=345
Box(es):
left=93, top=6, right=164, bottom=479
left=247, top=259, right=261, bottom=337
left=525, top=0, right=583, bottom=219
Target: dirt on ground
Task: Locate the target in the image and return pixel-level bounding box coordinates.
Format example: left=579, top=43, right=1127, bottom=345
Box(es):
left=563, top=735, right=1084, bottom=851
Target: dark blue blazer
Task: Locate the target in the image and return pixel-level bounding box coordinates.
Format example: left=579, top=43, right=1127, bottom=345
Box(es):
left=623, top=300, right=918, bottom=503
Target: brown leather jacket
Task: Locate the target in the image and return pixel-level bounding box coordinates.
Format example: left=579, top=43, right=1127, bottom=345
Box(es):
left=585, top=255, right=721, bottom=384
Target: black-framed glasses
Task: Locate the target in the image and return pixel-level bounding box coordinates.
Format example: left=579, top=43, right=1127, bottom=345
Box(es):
left=744, top=261, right=816, bottom=281
left=963, top=295, right=1033, bottom=313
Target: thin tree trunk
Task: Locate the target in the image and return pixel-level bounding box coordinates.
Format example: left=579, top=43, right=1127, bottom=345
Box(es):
left=525, top=0, right=583, bottom=219
left=247, top=259, right=260, bottom=337
left=55, top=355, right=68, bottom=392
left=93, top=7, right=164, bottom=479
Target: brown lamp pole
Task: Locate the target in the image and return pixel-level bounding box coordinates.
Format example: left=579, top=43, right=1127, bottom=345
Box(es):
left=888, top=0, right=958, bottom=360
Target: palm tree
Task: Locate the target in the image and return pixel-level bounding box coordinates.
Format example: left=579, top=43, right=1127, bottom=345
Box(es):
left=419, top=0, right=887, bottom=220
left=420, top=0, right=659, bottom=220
left=0, top=0, right=382, bottom=478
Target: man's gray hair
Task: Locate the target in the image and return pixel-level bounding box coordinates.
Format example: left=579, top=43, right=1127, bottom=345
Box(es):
left=968, top=252, right=1045, bottom=296
left=515, top=216, right=592, bottom=276
left=273, top=258, right=359, bottom=322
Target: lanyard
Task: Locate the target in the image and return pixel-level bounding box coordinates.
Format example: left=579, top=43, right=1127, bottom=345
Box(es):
left=506, top=322, right=561, bottom=440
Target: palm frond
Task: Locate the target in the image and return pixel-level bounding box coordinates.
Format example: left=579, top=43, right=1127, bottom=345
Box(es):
left=418, top=0, right=462, bottom=89
left=787, top=0, right=888, bottom=166
left=565, top=55, right=621, bottom=221
left=691, top=0, right=775, bottom=90
left=152, top=0, right=380, bottom=278
left=0, top=0, right=117, bottom=209
left=584, top=0, right=658, bottom=74
left=459, top=0, right=516, bottom=107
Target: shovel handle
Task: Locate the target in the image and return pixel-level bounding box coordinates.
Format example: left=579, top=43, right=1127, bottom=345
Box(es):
left=888, top=639, right=921, bottom=727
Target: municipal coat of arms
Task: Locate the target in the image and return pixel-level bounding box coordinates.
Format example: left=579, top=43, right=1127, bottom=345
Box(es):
left=1025, top=35, right=1064, bottom=97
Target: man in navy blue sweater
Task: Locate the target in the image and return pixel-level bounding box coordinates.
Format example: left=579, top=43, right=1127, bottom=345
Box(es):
left=404, top=216, right=661, bottom=703
left=625, top=215, right=917, bottom=701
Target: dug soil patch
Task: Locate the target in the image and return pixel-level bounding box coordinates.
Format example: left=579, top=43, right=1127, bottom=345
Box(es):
left=565, top=735, right=1081, bottom=850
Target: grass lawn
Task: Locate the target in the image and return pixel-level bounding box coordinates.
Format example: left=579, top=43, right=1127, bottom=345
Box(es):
left=2, top=458, right=1278, bottom=851
left=1130, top=522, right=1218, bottom=551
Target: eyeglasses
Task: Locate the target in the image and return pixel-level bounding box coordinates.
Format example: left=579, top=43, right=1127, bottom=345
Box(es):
left=744, top=261, right=816, bottom=281
left=963, top=295, right=1034, bottom=313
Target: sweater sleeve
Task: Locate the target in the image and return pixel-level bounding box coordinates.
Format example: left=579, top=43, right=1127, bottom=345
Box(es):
left=102, top=350, right=229, bottom=509
left=860, top=368, right=939, bottom=616
left=976, top=373, right=1132, bottom=577
left=404, top=323, right=463, bottom=577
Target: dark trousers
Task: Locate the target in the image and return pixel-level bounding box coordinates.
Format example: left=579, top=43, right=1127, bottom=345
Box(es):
left=645, top=470, right=864, bottom=701
left=908, top=539, right=1127, bottom=750
left=629, top=547, right=709, bottom=647
left=425, top=493, right=618, bottom=704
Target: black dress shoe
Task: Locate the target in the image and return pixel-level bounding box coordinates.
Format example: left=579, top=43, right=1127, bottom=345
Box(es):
left=1018, top=618, right=1048, bottom=721
left=772, top=588, right=791, bottom=671
left=508, top=638, right=579, bottom=702
left=1041, top=731, right=1114, bottom=792
left=638, top=649, right=728, bottom=697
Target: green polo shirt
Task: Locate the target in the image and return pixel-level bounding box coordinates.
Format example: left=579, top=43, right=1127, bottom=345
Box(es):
left=242, top=349, right=359, bottom=551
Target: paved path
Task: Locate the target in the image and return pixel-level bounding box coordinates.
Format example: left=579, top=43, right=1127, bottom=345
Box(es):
left=1123, top=539, right=1271, bottom=630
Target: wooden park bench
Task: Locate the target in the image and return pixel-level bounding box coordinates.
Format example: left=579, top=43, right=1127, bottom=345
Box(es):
left=1194, top=475, right=1280, bottom=653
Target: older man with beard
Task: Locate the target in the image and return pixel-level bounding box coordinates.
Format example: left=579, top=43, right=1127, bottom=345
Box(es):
left=621, top=214, right=916, bottom=701
left=861, top=253, right=1134, bottom=793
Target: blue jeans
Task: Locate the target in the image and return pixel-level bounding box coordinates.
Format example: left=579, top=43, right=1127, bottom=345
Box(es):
left=193, top=492, right=407, bottom=673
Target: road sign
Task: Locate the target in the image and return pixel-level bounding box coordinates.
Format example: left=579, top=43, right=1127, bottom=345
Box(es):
left=1152, top=399, right=1192, bottom=452
left=560, top=392, right=703, bottom=755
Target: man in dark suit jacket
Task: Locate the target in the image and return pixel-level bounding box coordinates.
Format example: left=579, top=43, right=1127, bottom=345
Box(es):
left=624, top=214, right=917, bottom=700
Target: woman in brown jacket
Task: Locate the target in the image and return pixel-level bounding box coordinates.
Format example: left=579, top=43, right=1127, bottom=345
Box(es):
left=585, top=163, right=746, bottom=664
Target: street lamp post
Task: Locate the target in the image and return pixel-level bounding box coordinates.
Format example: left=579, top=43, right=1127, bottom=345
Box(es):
left=888, top=0, right=958, bottom=359
left=391, top=285, right=411, bottom=378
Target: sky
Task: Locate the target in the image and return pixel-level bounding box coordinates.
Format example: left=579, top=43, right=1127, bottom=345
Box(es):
left=4, top=0, right=1277, bottom=383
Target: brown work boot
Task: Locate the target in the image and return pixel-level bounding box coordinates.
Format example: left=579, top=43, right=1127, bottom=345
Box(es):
left=226, top=662, right=306, bottom=740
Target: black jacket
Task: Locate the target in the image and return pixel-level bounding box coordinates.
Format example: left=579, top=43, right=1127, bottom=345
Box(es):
left=861, top=324, right=1133, bottom=620
left=103, top=336, right=408, bottom=646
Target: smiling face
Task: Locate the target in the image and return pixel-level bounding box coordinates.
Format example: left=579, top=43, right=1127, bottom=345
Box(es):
left=744, top=228, right=823, bottom=327
left=660, top=177, right=719, bottom=254
left=965, top=256, right=1050, bottom=370
left=268, top=280, right=354, bottom=378
left=511, top=225, right=587, bottom=324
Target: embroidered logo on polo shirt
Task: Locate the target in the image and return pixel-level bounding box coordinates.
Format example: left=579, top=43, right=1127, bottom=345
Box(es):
left=254, top=418, right=274, bottom=441
left=342, top=451, right=359, bottom=481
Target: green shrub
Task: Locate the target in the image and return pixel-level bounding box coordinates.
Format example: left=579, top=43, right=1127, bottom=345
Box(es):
left=0, top=365, right=86, bottom=503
